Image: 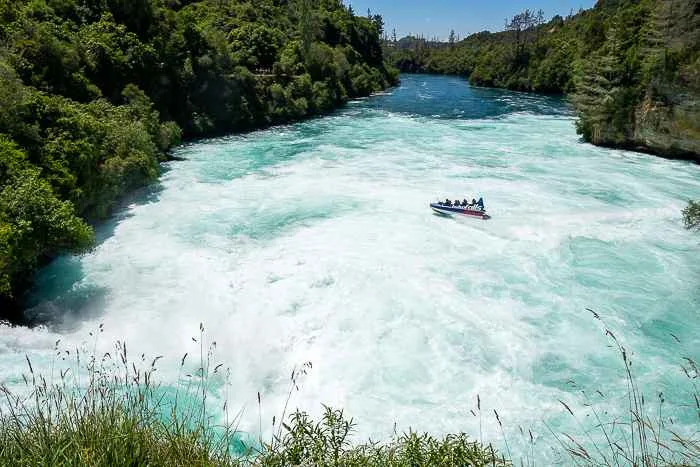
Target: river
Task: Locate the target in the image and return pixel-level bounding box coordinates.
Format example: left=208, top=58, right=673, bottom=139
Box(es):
left=2, top=74, right=699, bottom=462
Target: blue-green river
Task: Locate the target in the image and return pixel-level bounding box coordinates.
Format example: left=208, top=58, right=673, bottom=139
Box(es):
left=2, top=75, right=699, bottom=462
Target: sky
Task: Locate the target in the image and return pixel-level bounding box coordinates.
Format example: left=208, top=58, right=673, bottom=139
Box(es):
left=345, top=0, right=597, bottom=41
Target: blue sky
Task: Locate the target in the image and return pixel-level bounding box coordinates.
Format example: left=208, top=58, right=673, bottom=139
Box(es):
left=345, top=0, right=596, bottom=40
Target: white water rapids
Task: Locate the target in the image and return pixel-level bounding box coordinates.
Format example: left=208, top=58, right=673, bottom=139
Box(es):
left=2, top=75, right=699, bottom=463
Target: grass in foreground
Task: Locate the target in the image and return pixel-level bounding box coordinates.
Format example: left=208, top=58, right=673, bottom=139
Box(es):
left=0, top=326, right=508, bottom=466
left=541, top=310, right=700, bottom=467
left=1, top=315, right=697, bottom=466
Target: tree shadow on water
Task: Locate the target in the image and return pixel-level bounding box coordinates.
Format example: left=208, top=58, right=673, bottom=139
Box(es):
left=17, top=176, right=167, bottom=330
left=92, top=173, right=168, bottom=245
left=21, top=272, right=109, bottom=332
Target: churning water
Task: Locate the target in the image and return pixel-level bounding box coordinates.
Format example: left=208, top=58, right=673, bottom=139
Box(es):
left=3, top=75, right=699, bottom=462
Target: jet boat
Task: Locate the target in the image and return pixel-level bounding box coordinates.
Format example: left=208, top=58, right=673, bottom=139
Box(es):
left=430, top=197, right=489, bottom=219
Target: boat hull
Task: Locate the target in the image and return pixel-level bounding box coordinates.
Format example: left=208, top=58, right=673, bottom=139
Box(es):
left=430, top=203, right=489, bottom=219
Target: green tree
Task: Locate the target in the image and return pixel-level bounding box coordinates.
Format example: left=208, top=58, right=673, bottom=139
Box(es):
left=294, top=0, right=320, bottom=58
left=372, top=14, right=384, bottom=37
left=0, top=137, right=93, bottom=297
left=0, top=0, right=396, bottom=311
left=385, top=0, right=697, bottom=157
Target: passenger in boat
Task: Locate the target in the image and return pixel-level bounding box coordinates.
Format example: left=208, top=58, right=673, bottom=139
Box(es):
left=471, top=198, right=477, bottom=207
left=461, top=199, right=468, bottom=207
left=444, top=198, right=452, bottom=206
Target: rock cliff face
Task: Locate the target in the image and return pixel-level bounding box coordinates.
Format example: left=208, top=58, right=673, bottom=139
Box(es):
left=633, top=90, right=700, bottom=161
left=575, top=0, right=699, bottom=162
left=630, top=0, right=699, bottom=161
left=583, top=87, right=700, bottom=162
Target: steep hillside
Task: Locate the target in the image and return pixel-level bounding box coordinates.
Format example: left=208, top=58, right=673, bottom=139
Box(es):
left=0, top=0, right=397, bottom=320
left=386, top=0, right=700, bottom=160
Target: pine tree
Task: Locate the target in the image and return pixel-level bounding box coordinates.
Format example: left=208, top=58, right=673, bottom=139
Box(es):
left=535, top=9, right=545, bottom=41
left=643, top=0, right=700, bottom=82
left=573, top=20, right=628, bottom=144
left=294, top=0, right=320, bottom=58
left=372, top=14, right=384, bottom=36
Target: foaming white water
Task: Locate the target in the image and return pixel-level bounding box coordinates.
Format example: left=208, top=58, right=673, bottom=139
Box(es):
left=3, top=78, right=700, bottom=462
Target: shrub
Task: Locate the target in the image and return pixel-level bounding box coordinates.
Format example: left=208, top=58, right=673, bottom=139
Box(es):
left=682, top=200, right=700, bottom=231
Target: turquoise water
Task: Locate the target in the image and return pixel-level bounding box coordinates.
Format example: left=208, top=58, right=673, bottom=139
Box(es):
left=3, top=75, right=700, bottom=462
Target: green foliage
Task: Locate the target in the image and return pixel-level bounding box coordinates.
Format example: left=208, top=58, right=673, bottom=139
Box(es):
left=2, top=0, right=396, bottom=138
left=0, top=0, right=397, bottom=313
left=1, top=323, right=697, bottom=466
left=0, top=328, right=509, bottom=467
left=0, top=136, right=93, bottom=297
left=385, top=1, right=699, bottom=157
left=385, top=6, right=625, bottom=93
left=0, top=332, right=240, bottom=466
left=682, top=200, right=700, bottom=230
left=259, top=406, right=508, bottom=466
left=230, top=23, right=285, bottom=69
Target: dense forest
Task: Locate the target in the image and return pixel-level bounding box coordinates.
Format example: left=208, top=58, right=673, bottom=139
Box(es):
left=0, top=0, right=397, bottom=320
left=385, top=0, right=700, bottom=160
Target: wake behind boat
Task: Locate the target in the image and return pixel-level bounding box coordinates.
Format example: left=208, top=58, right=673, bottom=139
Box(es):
left=430, top=197, right=490, bottom=219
